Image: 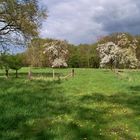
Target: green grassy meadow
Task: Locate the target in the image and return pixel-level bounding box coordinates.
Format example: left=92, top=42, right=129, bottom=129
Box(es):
left=0, top=68, right=140, bottom=140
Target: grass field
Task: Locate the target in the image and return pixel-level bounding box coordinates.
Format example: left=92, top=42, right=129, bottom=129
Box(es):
left=0, top=68, right=140, bottom=140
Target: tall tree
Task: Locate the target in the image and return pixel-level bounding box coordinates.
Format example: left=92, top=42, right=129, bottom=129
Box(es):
left=24, top=38, right=50, bottom=67
left=0, top=0, right=47, bottom=49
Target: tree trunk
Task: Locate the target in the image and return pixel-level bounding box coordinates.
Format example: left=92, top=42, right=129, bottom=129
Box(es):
left=16, top=70, right=18, bottom=78
left=5, top=69, right=9, bottom=78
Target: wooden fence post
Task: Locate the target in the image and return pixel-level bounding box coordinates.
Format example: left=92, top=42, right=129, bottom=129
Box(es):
left=28, top=67, right=32, bottom=80
left=53, top=69, right=55, bottom=79
left=71, top=68, right=74, bottom=77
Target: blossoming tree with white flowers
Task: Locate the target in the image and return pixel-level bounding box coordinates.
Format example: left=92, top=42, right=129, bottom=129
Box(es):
left=97, top=33, right=138, bottom=69
left=43, top=40, right=69, bottom=68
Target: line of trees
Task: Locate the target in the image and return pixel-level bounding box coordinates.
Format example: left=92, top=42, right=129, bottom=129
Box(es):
left=20, top=38, right=100, bottom=68
left=1, top=33, right=140, bottom=73
left=19, top=33, right=140, bottom=69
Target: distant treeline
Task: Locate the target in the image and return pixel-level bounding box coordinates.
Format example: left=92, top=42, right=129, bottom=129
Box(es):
left=19, top=33, right=140, bottom=68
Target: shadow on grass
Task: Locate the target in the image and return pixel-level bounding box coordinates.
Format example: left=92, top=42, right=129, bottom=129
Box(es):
left=79, top=92, right=140, bottom=140
left=0, top=77, right=69, bottom=140
left=129, top=85, right=140, bottom=92
left=0, top=76, right=140, bottom=140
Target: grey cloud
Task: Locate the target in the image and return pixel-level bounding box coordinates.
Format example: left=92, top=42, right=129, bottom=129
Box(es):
left=94, top=0, right=140, bottom=34
left=40, top=0, right=140, bottom=44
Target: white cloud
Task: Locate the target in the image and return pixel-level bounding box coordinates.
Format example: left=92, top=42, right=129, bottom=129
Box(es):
left=39, top=0, right=140, bottom=44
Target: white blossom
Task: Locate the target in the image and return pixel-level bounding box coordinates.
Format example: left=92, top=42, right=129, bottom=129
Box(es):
left=97, top=33, right=138, bottom=69
left=52, top=58, right=68, bottom=68
left=44, top=40, right=69, bottom=68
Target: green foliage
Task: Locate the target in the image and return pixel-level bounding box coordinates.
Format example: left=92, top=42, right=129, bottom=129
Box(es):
left=0, top=54, right=23, bottom=77
left=0, top=0, right=47, bottom=36
left=0, top=53, right=11, bottom=70
left=68, top=46, right=80, bottom=68
left=8, top=55, right=22, bottom=70
left=68, top=44, right=100, bottom=68
left=0, top=0, right=47, bottom=49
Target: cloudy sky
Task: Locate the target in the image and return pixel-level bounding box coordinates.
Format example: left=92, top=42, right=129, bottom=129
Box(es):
left=40, top=0, right=140, bottom=44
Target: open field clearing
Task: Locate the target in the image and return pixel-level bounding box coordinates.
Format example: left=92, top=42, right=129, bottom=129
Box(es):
left=0, top=68, right=140, bottom=140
